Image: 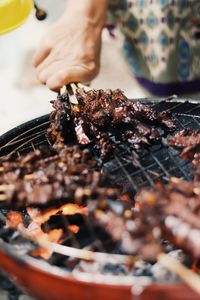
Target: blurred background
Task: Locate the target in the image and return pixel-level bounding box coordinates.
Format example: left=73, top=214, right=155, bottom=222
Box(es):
left=0, top=0, right=148, bottom=135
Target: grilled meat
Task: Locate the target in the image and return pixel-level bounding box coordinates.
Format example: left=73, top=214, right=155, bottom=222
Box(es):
left=89, top=199, right=163, bottom=261
left=49, top=88, right=176, bottom=161
left=48, top=94, right=75, bottom=147
left=0, top=145, right=120, bottom=207
left=168, top=129, right=200, bottom=163
left=90, top=173, right=200, bottom=261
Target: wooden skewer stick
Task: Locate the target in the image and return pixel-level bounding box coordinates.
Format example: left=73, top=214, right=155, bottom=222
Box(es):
left=68, top=84, right=79, bottom=105
left=158, top=253, right=200, bottom=295
left=76, top=83, right=91, bottom=92
left=0, top=194, right=7, bottom=201
left=60, top=85, right=67, bottom=95
left=67, top=84, right=91, bottom=144
left=0, top=184, right=14, bottom=192
left=12, top=224, right=200, bottom=295
left=70, top=83, right=78, bottom=93
left=0, top=184, right=15, bottom=201
left=24, top=174, right=34, bottom=181
left=60, top=85, right=78, bottom=105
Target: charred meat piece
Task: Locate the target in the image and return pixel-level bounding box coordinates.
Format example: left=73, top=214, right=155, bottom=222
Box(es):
left=135, top=178, right=200, bottom=259
left=168, top=129, right=200, bottom=162
left=49, top=88, right=176, bottom=161
left=90, top=174, right=200, bottom=261
left=121, top=130, right=149, bottom=150
left=48, top=93, right=75, bottom=146
left=156, top=111, right=177, bottom=131
left=0, top=145, right=120, bottom=207
left=76, top=88, right=176, bottom=130
left=89, top=124, right=114, bottom=161
left=70, top=102, right=91, bottom=145
left=89, top=199, right=163, bottom=261
left=49, top=92, right=90, bottom=146
left=168, top=129, right=200, bottom=148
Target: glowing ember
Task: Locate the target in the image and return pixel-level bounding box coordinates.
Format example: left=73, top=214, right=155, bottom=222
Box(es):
left=6, top=211, right=23, bottom=228
left=5, top=210, right=64, bottom=260
left=24, top=203, right=86, bottom=259
left=28, top=221, right=63, bottom=260
left=27, top=203, right=87, bottom=225
left=68, top=225, right=80, bottom=234
left=5, top=204, right=86, bottom=260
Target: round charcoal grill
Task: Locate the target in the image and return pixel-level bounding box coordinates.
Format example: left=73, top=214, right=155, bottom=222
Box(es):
left=0, top=98, right=200, bottom=300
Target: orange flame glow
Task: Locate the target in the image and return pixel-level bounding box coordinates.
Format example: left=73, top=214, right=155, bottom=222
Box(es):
left=6, top=211, right=23, bottom=228
left=5, top=203, right=87, bottom=260
left=68, top=224, right=80, bottom=234
left=27, top=203, right=87, bottom=226
left=27, top=221, right=63, bottom=259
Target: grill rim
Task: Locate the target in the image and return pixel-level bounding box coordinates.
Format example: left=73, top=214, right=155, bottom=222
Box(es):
left=0, top=238, right=146, bottom=286
left=0, top=97, right=200, bottom=289
left=0, top=114, right=50, bottom=149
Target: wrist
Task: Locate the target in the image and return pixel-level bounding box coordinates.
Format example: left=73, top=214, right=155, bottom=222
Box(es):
left=64, top=0, right=109, bottom=29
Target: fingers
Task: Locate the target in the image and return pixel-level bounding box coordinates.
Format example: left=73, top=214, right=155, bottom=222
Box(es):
left=35, top=51, right=56, bottom=79
left=33, top=44, right=51, bottom=67
left=37, top=61, right=60, bottom=84
left=45, top=65, right=97, bottom=91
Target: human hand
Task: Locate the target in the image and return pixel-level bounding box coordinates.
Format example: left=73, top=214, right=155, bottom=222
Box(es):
left=34, top=3, right=105, bottom=91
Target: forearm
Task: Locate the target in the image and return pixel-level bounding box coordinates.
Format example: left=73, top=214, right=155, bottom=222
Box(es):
left=64, top=0, right=109, bottom=29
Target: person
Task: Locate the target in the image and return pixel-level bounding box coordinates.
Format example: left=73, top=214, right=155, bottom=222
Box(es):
left=34, top=0, right=200, bottom=96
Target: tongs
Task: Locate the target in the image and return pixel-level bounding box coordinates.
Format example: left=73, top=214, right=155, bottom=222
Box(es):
left=60, top=83, right=91, bottom=145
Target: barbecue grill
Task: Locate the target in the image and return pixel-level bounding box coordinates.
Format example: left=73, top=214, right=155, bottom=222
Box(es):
left=0, top=97, right=200, bottom=300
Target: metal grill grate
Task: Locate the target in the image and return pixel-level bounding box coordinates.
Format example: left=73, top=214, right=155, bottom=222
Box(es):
left=0, top=99, right=199, bottom=277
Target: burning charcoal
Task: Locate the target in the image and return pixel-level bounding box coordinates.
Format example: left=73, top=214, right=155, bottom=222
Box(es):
left=0, top=227, right=16, bottom=243
left=102, top=263, right=128, bottom=275
left=41, top=213, right=85, bottom=232
left=73, top=260, right=100, bottom=274
left=151, top=262, right=179, bottom=283
left=133, top=261, right=153, bottom=277
left=150, top=250, right=184, bottom=284
left=161, top=240, right=175, bottom=253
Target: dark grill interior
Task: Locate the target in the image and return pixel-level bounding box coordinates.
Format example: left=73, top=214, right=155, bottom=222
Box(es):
left=0, top=99, right=199, bottom=279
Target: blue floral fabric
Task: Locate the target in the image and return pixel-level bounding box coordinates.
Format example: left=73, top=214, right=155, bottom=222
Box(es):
left=108, top=0, right=200, bottom=95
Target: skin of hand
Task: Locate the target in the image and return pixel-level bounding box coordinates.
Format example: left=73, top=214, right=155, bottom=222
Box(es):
left=33, top=0, right=108, bottom=91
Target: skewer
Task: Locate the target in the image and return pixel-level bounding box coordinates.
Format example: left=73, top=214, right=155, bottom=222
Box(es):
left=0, top=184, right=14, bottom=191
left=11, top=216, right=200, bottom=295
left=61, top=84, right=91, bottom=145
left=0, top=194, right=7, bottom=201
left=24, top=174, right=34, bottom=181
left=0, top=184, right=15, bottom=202
left=76, top=82, right=91, bottom=92
left=158, top=253, right=200, bottom=295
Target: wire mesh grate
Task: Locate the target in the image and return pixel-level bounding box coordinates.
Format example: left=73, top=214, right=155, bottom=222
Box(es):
left=0, top=99, right=199, bottom=274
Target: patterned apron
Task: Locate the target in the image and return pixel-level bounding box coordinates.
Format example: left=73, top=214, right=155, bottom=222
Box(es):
left=108, top=0, right=200, bottom=95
